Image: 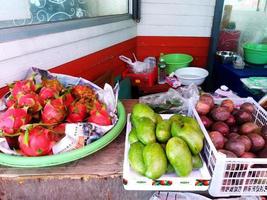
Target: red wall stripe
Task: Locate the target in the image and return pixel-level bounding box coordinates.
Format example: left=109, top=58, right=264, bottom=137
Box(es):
left=0, top=36, right=210, bottom=96
left=136, top=36, right=210, bottom=67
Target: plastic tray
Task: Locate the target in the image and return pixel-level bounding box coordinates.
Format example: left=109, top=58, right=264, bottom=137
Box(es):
left=193, top=97, right=267, bottom=197
left=0, top=101, right=126, bottom=168
left=123, top=114, right=211, bottom=191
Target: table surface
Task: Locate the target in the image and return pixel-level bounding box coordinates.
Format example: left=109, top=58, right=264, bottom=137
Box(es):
left=0, top=99, right=138, bottom=179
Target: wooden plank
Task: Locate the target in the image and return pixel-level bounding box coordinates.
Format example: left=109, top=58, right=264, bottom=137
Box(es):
left=139, top=14, right=213, bottom=27
left=137, top=25, right=212, bottom=37
left=141, top=3, right=215, bottom=16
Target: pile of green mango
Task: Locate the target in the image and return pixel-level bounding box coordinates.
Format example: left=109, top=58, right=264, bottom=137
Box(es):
left=128, top=103, right=204, bottom=179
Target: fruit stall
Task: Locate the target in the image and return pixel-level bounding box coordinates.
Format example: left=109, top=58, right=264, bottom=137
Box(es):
left=0, top=67, right=266, bottom=199
left=1, top=0, right=267, bottom=200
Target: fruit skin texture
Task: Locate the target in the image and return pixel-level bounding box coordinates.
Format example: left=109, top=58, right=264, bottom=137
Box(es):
left=135, top=117, right=156, bottom=145
left=0, top=107, right=31, bottom=135
left=171, top=120, right=203, bottom=155
left=41, top=78, right=63, bottom=93
left=87, top=111, right=112, bottom=126
left=128, top=142, right=146, bottom=176
left=128, top=128, right=138, bottom=144
left=41, top=97, right=66, bottom=124
left=192, top=154, right=203, bottom=169
left=71, top=85, right=95, bottom=99
left=66, top=99, right=88, bottom=123
left=143, top=143, right=167, bottom=179
left=39, top=87, right=59, bottom=105
left=156, top=120, right=171, bottom=143
left=18, top=126, right=54, bottom=156
left=166, top=137, right=192, bottom=177
left=17, top=93, right=42, bottom=113
left=10, top=79, right=36, bottom=99
left=131, top=103, right=156, bottom=124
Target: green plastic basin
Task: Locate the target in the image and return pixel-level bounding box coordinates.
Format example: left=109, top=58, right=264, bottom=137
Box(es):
left=243, top=43, right=267, bottom=65
left=162, top=53, right=193, bottom=74
left=0, top=101, right=126, bottom=168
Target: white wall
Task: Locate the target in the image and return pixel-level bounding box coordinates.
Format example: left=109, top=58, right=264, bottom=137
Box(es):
left=0, top=19, right=136, bottom=88
left=137, top=0, right=215, bottom=37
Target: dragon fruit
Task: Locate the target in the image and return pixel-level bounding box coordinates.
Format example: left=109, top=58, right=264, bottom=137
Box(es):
left=63, top=92, right=75, bottom=107
left=17, top=93, right=42, bottom=113
left=18, top=126, right=54, bottom=156
left=0, top=107, right=31, bottom=136
left=88, top=100, right=111, bottom=126
left=39, top=87, right=59, bottom=105
left=88, top=111, right=112, bottom=126
left=42, top=78, right=63, bottom=92
left=66, top=98, right=89, bottom=123
left=10, top=79, right=37, bottom=99
left=41, top=97, right=66, bottom=124
left=71, top=85, right=95, bottom=99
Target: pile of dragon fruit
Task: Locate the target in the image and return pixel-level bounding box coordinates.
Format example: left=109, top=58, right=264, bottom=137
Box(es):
left=0, top=69, right=116, bottom=157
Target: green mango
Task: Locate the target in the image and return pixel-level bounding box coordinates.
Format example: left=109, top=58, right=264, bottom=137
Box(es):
left=171, top=121, right=203, bottom=155
left=192, top=154, right=203, bottom=169
left=156, top=120, right=171, bottom=143
left=169, top=114, right=183, bottom=123
left=143, top=143, right=167, bottom=179
left=155, top=113, right=163, bottom=123
left=135, top=117, right=156, bottom=145
left=166, top=137, right=192, bottom=177
left=131, top=103, right=156, bottom=123
left=180, top=116, right=204, bottom=139
left=128, top=128, right=138, bottom=144
left=128, top=142, right=146, bottom=175
left=166, top=162, right=175, bottom=173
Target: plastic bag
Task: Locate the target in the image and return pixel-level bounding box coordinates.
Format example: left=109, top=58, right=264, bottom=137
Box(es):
left=119, top=55, right=152, bottom=74
left=139, top=83, right=199, bottom=114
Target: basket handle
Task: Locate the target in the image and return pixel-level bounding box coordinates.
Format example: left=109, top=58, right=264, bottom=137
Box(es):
left=119, top=55, right=133, bottom=65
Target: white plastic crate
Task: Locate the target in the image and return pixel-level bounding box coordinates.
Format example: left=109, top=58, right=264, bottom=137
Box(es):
left=123, top=114, right=211, bottom=191
left=192, top=97, right=267, bottom=197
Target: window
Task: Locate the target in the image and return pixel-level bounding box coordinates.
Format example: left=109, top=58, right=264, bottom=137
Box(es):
left=0, top=0, right=131, bottom=42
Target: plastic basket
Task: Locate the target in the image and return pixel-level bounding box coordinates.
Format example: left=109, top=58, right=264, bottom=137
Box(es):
left=122, top=67, right=157, bottom=87
left=192, top=97, right=267, bottom=197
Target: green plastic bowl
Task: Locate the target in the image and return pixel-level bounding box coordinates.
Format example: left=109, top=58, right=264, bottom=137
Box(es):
left=162, top=53, right=193, bottom=74
left=243, top=43, right=267, bottom=65
left=0, top=101, right=126, bottom=168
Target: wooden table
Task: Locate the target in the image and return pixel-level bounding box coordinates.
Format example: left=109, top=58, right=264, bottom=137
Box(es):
left=0, top=99, right=154, bottom=200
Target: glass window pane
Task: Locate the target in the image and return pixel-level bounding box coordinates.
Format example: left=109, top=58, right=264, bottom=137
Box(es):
left=0, top=0, right=129, bottom=29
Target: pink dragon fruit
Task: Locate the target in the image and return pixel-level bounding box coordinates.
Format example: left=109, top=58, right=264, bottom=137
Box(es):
left=41, top=97, right=66, bottom=124
left=17, top=93, right=42, bottom=113
left=10, top=79, right=37, bottom=99
left=42, top=78, right=63, bottom=92
left=71, top=85, right=95, bottom=99
left=18, top=126, right=54, bottom=156
left=0, top=107, right=31, bottom=136
left=66, top=98, right=89, bottom=123
left=63, top=92, right=75, bottom=107
left=6, top=98, right=16, bottom=108
left=39, top=87, right=59, bottom=105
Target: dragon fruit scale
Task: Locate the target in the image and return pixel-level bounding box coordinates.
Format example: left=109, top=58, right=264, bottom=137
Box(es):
left=66, top=98, right=89, bottom=123
left=0, top=107, right=31, bottom=136
left=39, top=87, right=59, bottom=105
left=71, top=85, right=95, bottom=99
left=42, top=78, right=63, bottom=92
left=41, top=97, right=66, bottom=124
left=10, top=79, right=37, bottom=99
left=18, top=126, right=54, bottom=156
left=17, top=93, right=42, bottom=113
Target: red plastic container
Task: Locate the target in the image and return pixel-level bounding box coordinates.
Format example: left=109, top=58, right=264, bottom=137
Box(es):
left=122, top=67, right=157, bottom=87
